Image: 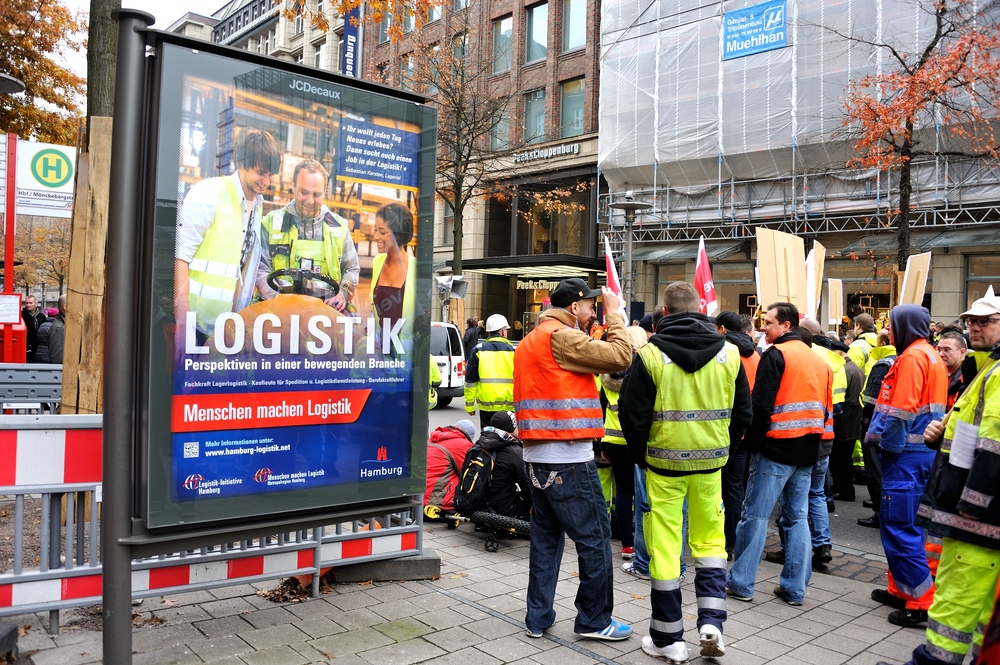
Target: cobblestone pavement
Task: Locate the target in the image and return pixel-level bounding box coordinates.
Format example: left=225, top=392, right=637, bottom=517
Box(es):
left=5, top=519, right=924, bottom=665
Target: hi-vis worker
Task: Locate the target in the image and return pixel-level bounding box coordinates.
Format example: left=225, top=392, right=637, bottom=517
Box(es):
left=175, top=128, right=281, bottom=339
left=620, top=282, right=751, bottom=663
left=865, top=305, right=947, bottom=629
left=465, top=314, right=516, bottom=428
left=256, top=159, right=360, bottom=312
left=514, top=278, right=634, bottom=643
left=906, top=296, right=1000, bottom=665
left=849, top=312, right=879, bottom=374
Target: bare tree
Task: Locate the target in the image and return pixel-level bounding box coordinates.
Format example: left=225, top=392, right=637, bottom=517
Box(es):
left=839, top=0, right=1000, bottom=269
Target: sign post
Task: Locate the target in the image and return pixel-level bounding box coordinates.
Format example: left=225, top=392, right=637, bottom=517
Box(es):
left=4, top=133, right=15, bottom=294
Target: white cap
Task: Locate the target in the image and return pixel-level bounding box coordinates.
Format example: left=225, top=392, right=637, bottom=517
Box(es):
left=485, top=314, right=510, bottom=333
left=961, top=296, right=1000, bottom=319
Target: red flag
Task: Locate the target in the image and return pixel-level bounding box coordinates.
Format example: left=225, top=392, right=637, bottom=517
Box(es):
left=603, top=236, right=628, bottom=323
left=695, top=237, right=718, bottom=315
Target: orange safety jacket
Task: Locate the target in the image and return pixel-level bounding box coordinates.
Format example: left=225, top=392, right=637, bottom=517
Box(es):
left=742, top=353, right=759, bottom=393
left=767, top=339, right=834, bottom=440
left=514, top=318, right=604, bottom=442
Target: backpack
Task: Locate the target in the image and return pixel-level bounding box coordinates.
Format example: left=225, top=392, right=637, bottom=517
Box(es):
left=454, top=445, right=495, bottom=515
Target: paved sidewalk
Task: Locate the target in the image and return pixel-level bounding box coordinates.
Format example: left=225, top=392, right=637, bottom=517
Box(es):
left=9, top=522, right=921, bottom=665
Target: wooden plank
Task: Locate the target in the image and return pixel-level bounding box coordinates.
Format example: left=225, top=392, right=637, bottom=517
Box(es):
left=61, top=117, right=112, bottom=414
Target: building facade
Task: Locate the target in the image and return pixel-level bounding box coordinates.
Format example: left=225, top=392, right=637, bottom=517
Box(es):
left=599, top=0, right=1000, bottom=326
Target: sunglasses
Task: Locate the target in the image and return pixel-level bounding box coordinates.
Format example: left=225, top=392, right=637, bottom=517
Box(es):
left=964, top=316, right=1000, bottom=329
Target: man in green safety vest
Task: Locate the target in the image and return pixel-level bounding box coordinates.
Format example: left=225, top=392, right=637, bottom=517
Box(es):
left=256, top=159, right=360, bottom=312
left=175, top=128, right=282, bottom=339
left=465, top=314, right=515, bottom=428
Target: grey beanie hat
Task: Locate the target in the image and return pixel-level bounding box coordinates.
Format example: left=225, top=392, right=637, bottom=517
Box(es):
left=454, top=419, right=476, bottom=440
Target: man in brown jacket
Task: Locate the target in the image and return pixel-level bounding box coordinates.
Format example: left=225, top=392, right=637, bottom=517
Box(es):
left=514, top=278, right=633, bottom=642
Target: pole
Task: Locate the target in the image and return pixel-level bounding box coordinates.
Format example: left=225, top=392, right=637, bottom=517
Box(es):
left=102, top=9, right=153, bottom=665
left=4, top=133, right=15, bottom=294
left=624, top=210, right=634, bottom=314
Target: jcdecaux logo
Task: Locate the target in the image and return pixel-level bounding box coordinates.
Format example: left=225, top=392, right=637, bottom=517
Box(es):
left=30, top=149, right=73, bottom=188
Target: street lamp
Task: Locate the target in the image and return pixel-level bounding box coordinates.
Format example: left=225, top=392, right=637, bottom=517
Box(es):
left=0, top=74, right=25, bottom=95
left=608, top=198, right=652, bottom=314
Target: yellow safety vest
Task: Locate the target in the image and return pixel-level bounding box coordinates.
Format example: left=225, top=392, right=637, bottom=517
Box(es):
left=602, top=384, right=625, bottom=445
left=639, top=340, right=742, bottom=473
left=261, top=208, right=350, bottom=281
left=812, top=344, right=847, bottom=407
left=187, top=177, right=252, bottom=329
left=464, top=337, right=515, bottom=412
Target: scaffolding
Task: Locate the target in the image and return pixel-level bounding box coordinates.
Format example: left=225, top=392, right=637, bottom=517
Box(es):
left=597, top=0, right=1000, bottom=252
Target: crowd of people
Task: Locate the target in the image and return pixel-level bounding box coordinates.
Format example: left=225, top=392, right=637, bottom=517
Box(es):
left=20, top=293, right=66, bottom=363
left=428, top=277, right=1000, bottom=665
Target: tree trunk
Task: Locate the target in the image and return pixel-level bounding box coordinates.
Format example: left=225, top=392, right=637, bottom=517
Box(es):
left=86, top=0, right=121, bottom=136
left=452, top=176, right=464, bottom=276
left=896, top=129, right=914, bottom=271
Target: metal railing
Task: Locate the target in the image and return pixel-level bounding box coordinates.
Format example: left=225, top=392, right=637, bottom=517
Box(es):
left=0, top=414, right=423, bottom=634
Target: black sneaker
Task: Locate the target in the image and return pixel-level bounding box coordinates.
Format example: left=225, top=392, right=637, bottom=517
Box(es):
left=871, top=588, right=907, bottom=609
left=764, top=550, right=785, bottom=565
left=888, top=609, right=928, bottom=628
left=863, top=499, right=875, bottom=508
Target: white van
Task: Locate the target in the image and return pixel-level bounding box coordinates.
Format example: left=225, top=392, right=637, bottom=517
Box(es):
left=430, top=321, right=465, bottom=408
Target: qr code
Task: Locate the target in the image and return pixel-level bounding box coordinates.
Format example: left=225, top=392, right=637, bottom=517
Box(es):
left=183, top=441, right=200, bottom=458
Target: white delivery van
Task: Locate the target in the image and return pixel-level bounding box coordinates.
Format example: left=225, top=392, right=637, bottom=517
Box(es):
left=429, top=321, right=465, bottom=408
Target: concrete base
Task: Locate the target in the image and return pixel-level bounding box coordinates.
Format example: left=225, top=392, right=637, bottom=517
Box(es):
left=0, top=620, right=17, bottom=660
left=332, top=549, right=441, bottom=583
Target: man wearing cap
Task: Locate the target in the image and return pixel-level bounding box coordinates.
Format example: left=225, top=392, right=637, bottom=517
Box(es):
left=897, top=296, right=1000, bottom=665
left=465, top=314, right=516, bottom=428
left=514, top=278, right=633, bottom=642
left=476, top=411, right=531, bottom=520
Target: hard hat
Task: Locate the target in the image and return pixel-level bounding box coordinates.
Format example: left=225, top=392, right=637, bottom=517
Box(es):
left=485, top=314, right=510, bottom=333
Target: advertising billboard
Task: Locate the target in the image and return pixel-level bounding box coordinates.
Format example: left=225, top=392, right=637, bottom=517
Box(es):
left=144, top=43, right=435, bottom=528
left=723, top=0, right=788, bottom=61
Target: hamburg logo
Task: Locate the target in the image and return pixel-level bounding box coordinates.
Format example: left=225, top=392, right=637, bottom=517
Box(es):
left=360, top=445, right=403, bottom=479
left=376, top=446, right=388, bottom=461
left=254, top=468, right=273, bottom=483
left=183, top=474, right=205, bottom=490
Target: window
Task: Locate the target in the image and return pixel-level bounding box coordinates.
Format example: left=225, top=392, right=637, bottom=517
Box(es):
left=491, top=105, right=510, bottom=151
left=294, top=50, right=305, bottom=64
left=492, top=16, right=513, bottom=73
left=294, top=13, right=304, bottom=35
left=378, top=15, right=390, bottom=43
left=968, top=255, right=1000, bottom=307
left=403, top=10, right=415, bottom=32
left=560, top=78, right=585, bottom=137
left=314, top=42, right=326, bottom=68
left=427, top=3, right=442, bottom=22
left=316, top=0, right=325, bottom=15
left=524, top=89, right=546, bottom=144
left=336, top=30, right=344, bottom=71
left=443, top=207, right=455, bottom=244
left=400, top=53, right=415, bottom=90
left=453, top=32, right=467, bottom=62
left=453, top=0, right=468, bottom=11
left=375, top=63, right=388, bottom=83
left=426, top=44, right=441, bottom=95
left=526, top=3, right=548, bottom=62
left=562, top=0, right=585, bottom=51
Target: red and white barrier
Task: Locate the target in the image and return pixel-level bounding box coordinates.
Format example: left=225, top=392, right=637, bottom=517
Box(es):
left=0, top=428, right=102, bottom=486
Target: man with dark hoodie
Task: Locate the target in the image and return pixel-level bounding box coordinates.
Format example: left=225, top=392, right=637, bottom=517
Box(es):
left=727, top=302, right=834, bottom=607
left=477, top=411, right=531, bottom=520
left=620, top=282, right=751, bottom=662
left=714, top=310, right=758, bottom=558
left=865, top=305, right=946, bottom=628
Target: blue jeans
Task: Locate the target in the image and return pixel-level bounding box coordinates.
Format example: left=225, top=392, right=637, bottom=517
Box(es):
left=728, top=453, right=813, bottom=603
left=525, top=460, right=614, bottom=634
left=777, top=455, right=831, bottom=552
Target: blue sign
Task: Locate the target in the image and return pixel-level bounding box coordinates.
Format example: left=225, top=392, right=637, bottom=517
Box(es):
left=723, top=0, right=787, bottom=61
left=338, top=116, right=420, bottom=190
left=341, top=6, right=360, bottom=77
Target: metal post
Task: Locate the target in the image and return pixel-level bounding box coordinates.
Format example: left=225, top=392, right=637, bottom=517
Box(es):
left=624, top=210, right=635, bottom=311
left=103, top=9, right=154, bottom=665
left=4, top=133, right=15, bottom=294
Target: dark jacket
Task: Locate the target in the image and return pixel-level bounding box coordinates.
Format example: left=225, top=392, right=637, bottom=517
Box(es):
left=477, top=427, right=531, bottom=519
left=620, top=311, right=752, bottom=473
left=22, top=306, right=40, bottom=360
left=34, top=317, right=55, bottom=363
left=839, top=358, right=865, bottom=442
left=745, top=330, right=824, bottom=467
left=463, top=325, right=480, bottom=361
left=48, top=314, right=66, bottom=364
left=724, top=329, right=756, bottom=359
